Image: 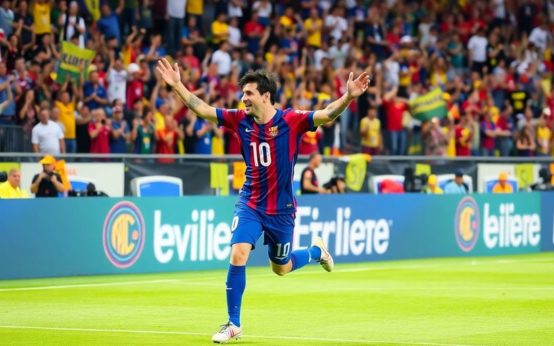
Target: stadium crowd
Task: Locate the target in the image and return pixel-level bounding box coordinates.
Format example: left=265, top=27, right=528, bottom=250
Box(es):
left=0, top=0, right=553, bottom=158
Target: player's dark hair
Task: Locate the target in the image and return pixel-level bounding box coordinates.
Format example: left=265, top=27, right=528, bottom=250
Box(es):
left=239, top=70, right=277, bottom=104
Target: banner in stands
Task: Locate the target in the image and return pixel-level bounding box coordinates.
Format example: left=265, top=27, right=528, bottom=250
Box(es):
left=0, top=193, right=549, bottom=279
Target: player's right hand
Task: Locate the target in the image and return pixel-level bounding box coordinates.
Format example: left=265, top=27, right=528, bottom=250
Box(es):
left=156, top=58, right=181, bottom=88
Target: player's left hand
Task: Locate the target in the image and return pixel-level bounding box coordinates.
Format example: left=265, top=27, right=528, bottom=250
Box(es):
left=346, top=71, right=370, bottom=99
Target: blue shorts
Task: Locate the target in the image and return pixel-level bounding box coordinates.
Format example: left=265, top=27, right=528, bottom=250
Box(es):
left=231, top=203, right=295, bottom=265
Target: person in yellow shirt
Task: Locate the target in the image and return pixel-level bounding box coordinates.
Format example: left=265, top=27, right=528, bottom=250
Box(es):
left=55, top=83, right=77, bottom=153
left=187, top=0, right=203, bottom=27
left=536, top=116, right=552, bottom=156
left=360, top=107, right=382, bottom=155
left=0, top=169, right=30, bottom=199
left=304, top=7, right=323, bottom=48
left=32, top=0, right=52, bottom=35
left=423, top=174, right=444, bottom=194
left=211, top=13, right=229, bottom=46
left=492, top=172, right=514, bottom=193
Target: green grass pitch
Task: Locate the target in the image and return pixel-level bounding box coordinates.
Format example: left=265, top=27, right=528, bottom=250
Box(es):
left=0, top=253, right=553, bottom=345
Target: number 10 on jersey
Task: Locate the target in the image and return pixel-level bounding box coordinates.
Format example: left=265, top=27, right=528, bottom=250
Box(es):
left=250, top=142, right=272, bottom=167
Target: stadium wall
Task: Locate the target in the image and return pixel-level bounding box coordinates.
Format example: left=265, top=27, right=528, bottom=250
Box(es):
left=1, top=193, right=552, bottom=279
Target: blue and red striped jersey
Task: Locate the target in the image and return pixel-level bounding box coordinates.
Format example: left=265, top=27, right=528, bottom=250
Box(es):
left=216, top=108, right=316, bottom=215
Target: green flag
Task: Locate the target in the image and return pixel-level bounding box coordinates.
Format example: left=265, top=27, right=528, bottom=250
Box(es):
left=56, top=41, right=96, bottom=84
left=409, top=88, right=448, bottom=121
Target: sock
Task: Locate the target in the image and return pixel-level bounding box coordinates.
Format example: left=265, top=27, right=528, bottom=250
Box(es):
left=226, top=264, right=245, bottom=327
left=290, top=248, right=312, bottom=271
left=309, top=245, right=322, bottom=261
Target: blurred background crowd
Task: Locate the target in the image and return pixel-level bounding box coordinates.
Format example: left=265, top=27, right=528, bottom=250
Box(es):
left=0, top=0, right=553, bottom=159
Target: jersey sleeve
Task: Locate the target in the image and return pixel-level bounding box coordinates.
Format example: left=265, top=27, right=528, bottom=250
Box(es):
left=216, top=108, right=244, bottom=132
left=285, top=110, right=317, bottom=135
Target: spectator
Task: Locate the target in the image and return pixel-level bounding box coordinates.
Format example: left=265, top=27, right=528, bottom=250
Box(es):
left=516, top=123, right=536, bottom=156
left=0, top=168, right=29, bottom=198
left=97, top=3, right=122, bottom=46
left=110, top=104, right=130, bottom=154
left=299, top=128, right=322, bottom=155
left=125, top=63, right=144, bottom=112
left=106, top=52, right=128, bottom=105
left=536, top=115, right=552, bottom=157
left=211, top=41, right=233, bottom=77
left=304, top=7, right=322, bottom=49
left=167, top=0, right=187, bottom=56
left=88, top=108, right=110, bottom=154
left=30, top=155, right=65, bottom=197
left=495, top=105, right=514, bottom=156
left=55, top=80, right=78, bottom=153
left=444, top=170, right=469, bottom=194
left=131, top=109, right=156, bottom=154
left=252, top=0, right=271, bottom=27
left=58, top=1, right=86, bottom=48
left=32, top=0, right=52, bottom=37
left=244, top=11, right=265, bottom=55
left=83, top=70, right=109, bottom=111
left=156, top=114, right=183, bottom=163
left=32, top=108, right=65, bottom=155
left=0, top=0, right=14, bottom=37
left=211, top=12, right=229, bottom=46
left=359, top=106, right=382, bottom=155
left=0, top=63, right=15, bottom=124
left=422, top=174, right=443, bottom=194
left=455, top=112, right=473, bottom=156
left=192, top=116, right=221, bottom=154
left=422, top=117, right=448, bottom=156
left=480, top=111, right=497, bottom=156
left=300, top=152, right=328, bottom=194
left=492, top=171, right=513, bottom=193
left=467, top=26, right=488, bottom=75
left=381, top=86, right=408, bottom=155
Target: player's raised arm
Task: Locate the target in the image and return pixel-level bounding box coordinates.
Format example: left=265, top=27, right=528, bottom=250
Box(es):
left=313, top=71, right=370, bottom=127
left=156, top=58, right=218, bottom=123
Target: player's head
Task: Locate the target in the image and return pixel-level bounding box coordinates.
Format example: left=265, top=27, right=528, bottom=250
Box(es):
left=239, top=70, right=277, bottom=115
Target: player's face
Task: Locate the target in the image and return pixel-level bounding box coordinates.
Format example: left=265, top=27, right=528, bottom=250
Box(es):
left=241, top=83, right=267, bottom=116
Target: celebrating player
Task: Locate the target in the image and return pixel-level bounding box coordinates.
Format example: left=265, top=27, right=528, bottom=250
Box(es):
left=156, top=58, right=370, bottom=343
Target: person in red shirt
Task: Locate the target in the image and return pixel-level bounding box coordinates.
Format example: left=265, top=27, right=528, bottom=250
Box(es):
left=381, top=86, right=408, bottom=155
left=244, top=11, right=265, bottom=55
left=156, top=115, right=183, bottom=163
left=455, top=112, right=474, bottom=156
left=126, top=63, right=144, bottom=111
left=299, top=129, right=322, bottom=155
left=88, top=108, right=111, bottom=154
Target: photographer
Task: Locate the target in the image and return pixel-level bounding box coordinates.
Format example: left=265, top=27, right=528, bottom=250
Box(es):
left=30, top=155, right=66, bottom=197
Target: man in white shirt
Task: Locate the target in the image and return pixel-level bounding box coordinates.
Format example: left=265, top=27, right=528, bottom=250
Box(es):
left=107, top=56, right=128, bottom=104
left=211, top=41, right=232, bottom=76
left=324, top=7, right=348, bottom=41
left=467, top=27, right=488, bottom=74
left=528, top=19, right=551, bottom=53
left=167, top=0, right=187, bottom=55
left=32, top=108, right=65, bottom=155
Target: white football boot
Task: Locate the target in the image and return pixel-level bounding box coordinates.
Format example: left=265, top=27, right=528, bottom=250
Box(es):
left=212, top=322, right=242, bottom=343
left=312, top=237, right=334, bottom=272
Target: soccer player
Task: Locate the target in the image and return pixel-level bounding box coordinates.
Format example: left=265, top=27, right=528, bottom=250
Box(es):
left=156, top=58, right=370, bottom=343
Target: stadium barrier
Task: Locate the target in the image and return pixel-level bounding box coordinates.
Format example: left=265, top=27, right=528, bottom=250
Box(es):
left=1, top=192, right=552, bottom=279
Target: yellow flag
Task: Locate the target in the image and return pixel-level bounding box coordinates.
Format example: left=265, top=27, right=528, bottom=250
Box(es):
left=345, top=154, right=369, bottom=192
left=232, top=162, right=246, bottom=190
left=210, top=163, right=229, bottom=196
left=85, top=0, right=101, bottom=21
left=515, top=164, right=534, bottom=189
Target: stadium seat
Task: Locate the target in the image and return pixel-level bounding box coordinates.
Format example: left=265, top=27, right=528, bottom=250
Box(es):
left=369, top=175, right=405, bottom=194
left=437, top=174, right=474, bottom=192
left=130, top=176, right=183, bottom=197
left=483, top=175, right=518, bottom=193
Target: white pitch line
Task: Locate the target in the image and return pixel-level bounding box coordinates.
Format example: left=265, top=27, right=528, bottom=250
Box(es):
left=0, top=325, right=476, bottom=346
left=0, top=279, right=180, bottom=292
